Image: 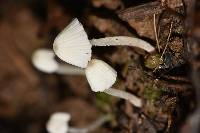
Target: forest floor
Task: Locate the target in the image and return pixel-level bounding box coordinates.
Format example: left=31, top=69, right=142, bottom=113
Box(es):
left=0, top=0, right=199, bottom=133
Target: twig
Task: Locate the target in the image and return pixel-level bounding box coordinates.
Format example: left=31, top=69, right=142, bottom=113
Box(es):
left=161, top=20, right=173, bottom=58
left=153, top=14, right=161, bottom=53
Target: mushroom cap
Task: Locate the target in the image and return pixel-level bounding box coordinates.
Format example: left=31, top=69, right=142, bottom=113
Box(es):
left=32, top=49, right=59, bottom=73
left=53, top=18, right=92, bottom=68
left=46, top=112, right=71, bottom=133
left=85, top=59, right=117, bottom=92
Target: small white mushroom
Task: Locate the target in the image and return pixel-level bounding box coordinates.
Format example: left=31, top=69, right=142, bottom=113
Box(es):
left=46, top=112, right=110, bottom=133
left=47, top=112, right=71, bottom=133
left=53, top=18, right=92, bottom=68
left=32, top=49, right=59, bottom=73
left=90, top=36, right=155, bottom=52
left=32, top=49, right=85, bottom=75
left=85, top=59, right=117, bottom=92
left=53, top=18, right=154, bottom=69
left=85, top=59, right=142, bottom=107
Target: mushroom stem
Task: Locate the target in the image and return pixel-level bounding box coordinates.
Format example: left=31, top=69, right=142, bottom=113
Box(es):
left=68, top=114, right=111, bottom=133
left=103, top=88, right=142, bottom=107
left=56, top=64, right=85, bottom=75
left=90, top=36, right=155, bottom=53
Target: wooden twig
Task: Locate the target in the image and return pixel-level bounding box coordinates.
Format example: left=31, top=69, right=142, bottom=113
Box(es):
left=161, top=21, right=173, bottom=58
left=153, top=14, right=161, bottom=53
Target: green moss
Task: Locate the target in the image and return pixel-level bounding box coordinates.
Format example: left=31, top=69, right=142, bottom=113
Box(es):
left=95, top=92, right=111, bottom=111
left=145, top=54, right=163, bottom=69
left=144, top=87, right=162, bottom=103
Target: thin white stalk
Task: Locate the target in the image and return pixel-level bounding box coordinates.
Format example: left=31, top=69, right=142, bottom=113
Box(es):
left=103, top=88, right=142, bottom=107
left=90, top=36, right=155, bottom=53
left=56, top=64, right=85, bottom=75
left=68, top=114, right=111, bottom=133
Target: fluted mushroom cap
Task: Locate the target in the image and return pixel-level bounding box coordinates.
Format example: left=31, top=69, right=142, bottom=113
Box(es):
left=53, top=18, right=92, bottom=68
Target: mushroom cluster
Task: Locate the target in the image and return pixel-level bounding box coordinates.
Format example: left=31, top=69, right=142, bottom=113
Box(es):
left=51, top=18, right=155, bottom=107
left=32, top=18, right=155, bottom=107
left=32, top=18, right=156, bottom=133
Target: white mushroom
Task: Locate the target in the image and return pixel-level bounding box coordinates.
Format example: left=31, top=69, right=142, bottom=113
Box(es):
left=53, top=18, right=92, bottom=68
left=53, top=18, right=154, bottom=69
left=47, top=112, right=71, bottom=133
left=32, top=49, right=85, bottom=75
left=46, top=112, right=111, bottom=133
left=32, top=49, right=59, bottom=73
left=85, top=59, right=142, bottom=107
left=85, top=59, right=117, bottom=92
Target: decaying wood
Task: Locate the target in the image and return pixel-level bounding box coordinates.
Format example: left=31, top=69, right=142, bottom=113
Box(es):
left=89, top=15, right=134, bottom=36
left=118, top=1, right=164, bottom=21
